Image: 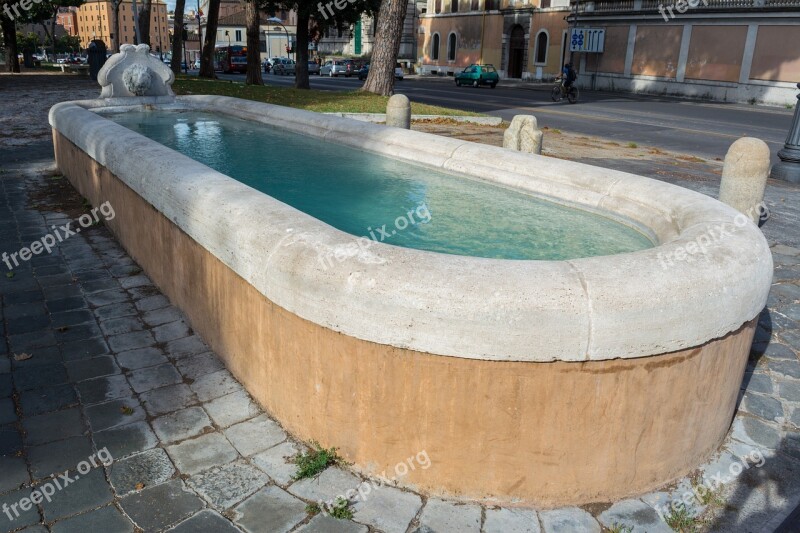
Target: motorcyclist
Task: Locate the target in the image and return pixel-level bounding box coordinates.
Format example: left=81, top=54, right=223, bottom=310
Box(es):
left=562, top=63, right=577, bottom=90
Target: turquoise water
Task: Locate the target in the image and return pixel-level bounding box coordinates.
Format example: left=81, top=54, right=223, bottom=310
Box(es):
left=109, top=110, right=654, bottom=260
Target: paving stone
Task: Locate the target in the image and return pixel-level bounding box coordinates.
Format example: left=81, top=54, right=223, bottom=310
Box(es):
left=0, top=375, right=10, bottom=398
left=50, top=309, right=95, bottom=328
left=118, top=275, right=152, bottom=290
left=415, top=498, right=481, bottom=533
left=143, top=307, right=184, bottom=328
left=85, top=398, right=146, bottom=431
left=109, top=448, right=176, bottom=496
left=120, top=479, right=203, bottom=531
left=597, top=499, right=672, bottom=533
left=127, top=286, right=160, bottom=301
left=166, top=335, right=209, bottom=359
left=770, top=358, right=800, bottom=379
left=92, top=421, right=158, bottom=460
left=64, top=355, right=120, bottom=382
left=28, top=435, right=93, bottom=479
left=153, top=320, right=191, bottom=343
left=95, top=302, right=137, bottom=321
left=0, top=359, right=8, bottom=374
left=135, top=295, right=169, bottom=312
left=252, top=440, right=301, bottom=486
left=764, top=342, right=797, bottom=360
left=742, top=392, right=784, bottom=422
left=167, top=510, right=241, bottom=533
left=0, top=456, right=30, bottom=493
left=86, top=289, right=129, bottom=307
left=225, top=414, right=287, bottom=456
left=779, top=379, right=800, bottom=403
left=76, top=375, right=132, bottom=405
left=772, top=245, right=800, bottom=256
left=108, top=331, right=156, bottom=353
left=5, top=314, right=50, bottom=335
left=187, top=460, right=269, bottom=509
left=166, top=432, right=239, bottom=475
left=298, top=514, right=367, bottom=533
left=23, top=407, right=85, bottom=446
left=115, top=347, right=168, bottom=371
left=49, top=504, right=133, bottom=533
left=127, top=364, right=182, bottom=396
left=204, top=389, right=260, bottom=428
left=42, top=284, right=82, bottom=301
left=140, top=383, right=198, bottom=416
left=191, top=369, right=242, bottom=402
left=100, top=316, right=145, bottom=336
left=61, top=337, right=108, bottom=361
left=289, top=467, right=362, bottom=503
left=0, top=424, right=22, bottom=456
left=152, top=407, right=213, bottom=444
left=19, top=383, right=77, bottom=415
left=483, top=508, right=541, bottom=533
left=0, top=398, right=15, bottom=425
left=234, top=485, right=307, bottom=533
left=13, top=363, right=67, bottom=390
left=0, top=486, right=39, bottom=533
left=55, top=323, right=103, bottom=344
left=351, top=484, right=422, bottom=533
left=742, top=372, right=774, bottom=395
left=46, top=296, right=87, bottom=313
left=539, top=507, right=601, bottom=533
left=731, top=416, right=782, bottom=449
left=791, top=407, right=800, bottom=428
left=40, top=467, right=113, bottom=522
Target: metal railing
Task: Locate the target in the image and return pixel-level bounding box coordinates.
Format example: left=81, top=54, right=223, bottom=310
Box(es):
left=578, top=0, right=800, bottom=11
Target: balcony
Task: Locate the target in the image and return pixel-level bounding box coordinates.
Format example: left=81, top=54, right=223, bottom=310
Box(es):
left=576, top=0, right=800, bottom=13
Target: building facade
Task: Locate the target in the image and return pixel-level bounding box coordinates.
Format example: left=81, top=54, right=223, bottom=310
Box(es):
left=417, top=0, right=800, bottom=105
left=57, top=7, right=79, bottom=37
left=75, top=0, right=170, bottom=52
left=214, top=11, right=297, bottom=63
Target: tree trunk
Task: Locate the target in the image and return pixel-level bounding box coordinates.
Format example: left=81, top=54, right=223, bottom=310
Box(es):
left=170, top=0, right=185, bottom=72
left=1, top=17, right=20, bottom=73
left=112, top=0, right=121, bottom=52
left=50, top=10, right=57, bottom=60
left=138, top=0, right=152, bottom=48
left=293, top=11, right=309, bottom=89
left=198, top=0, right=220, bottom=78
left=244, top=0, right=262, bottom=85
left=361, top=0, right=407, bottom=96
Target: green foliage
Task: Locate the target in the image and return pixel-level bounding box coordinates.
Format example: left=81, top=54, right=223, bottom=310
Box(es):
left=292, top=441, right=343, bottom=480
left=16, top=32, right=40, bottom=52
left=328, top=497, right=353, bottom=520
left=608, top=524, right=633, bottom=533
left=664, top=505, right=701, bottom=532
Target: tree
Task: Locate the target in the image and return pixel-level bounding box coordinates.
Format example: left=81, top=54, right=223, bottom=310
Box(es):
left=25, top=0, right=85, bottom=60
left=198, top=0, right=220, bottom=77
left=137, top=0, right=152, bottom=47
left=170, top=0, right=186, bottom=73
left=244, top=0, right=263, bottom=85
left=1, top=17, right=20, bottom=72
left=361, top=0, right=407, bottom=96
left=263, top=0, right=378, bottom=90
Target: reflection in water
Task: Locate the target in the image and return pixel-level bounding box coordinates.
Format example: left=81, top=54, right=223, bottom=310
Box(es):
left=109, top=110, right=654, bottom=261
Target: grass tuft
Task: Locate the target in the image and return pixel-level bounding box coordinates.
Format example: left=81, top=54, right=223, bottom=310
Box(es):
left=293, top=441, right=343, bottom=480
left=329, top=497, right=353, bottom=520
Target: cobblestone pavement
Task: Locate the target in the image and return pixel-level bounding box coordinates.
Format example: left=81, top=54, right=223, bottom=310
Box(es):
left=1, top=73, right=799, bottom=532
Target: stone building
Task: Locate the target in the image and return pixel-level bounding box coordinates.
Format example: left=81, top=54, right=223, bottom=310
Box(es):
left=75, top=0, right=170, bottom=52
left=417, top=0, right=800, bottom=105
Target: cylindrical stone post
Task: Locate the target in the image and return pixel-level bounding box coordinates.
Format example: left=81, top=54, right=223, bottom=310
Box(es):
left=771, top=83, right=800, bottom=184
left=719, top=137, right=770, bottom=223
left=386, top=94, right=411, bottom=129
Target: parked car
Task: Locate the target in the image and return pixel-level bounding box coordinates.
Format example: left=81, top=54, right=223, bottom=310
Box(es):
left=357, top=64, right=404, bottom=81
left=320, top=59, right=350, bottom=77
left=273, top=58, right=296, bottom=75
left=307, top=60, right=320, bottom=75
left=454, top=64, right=499, bottom=88
left=344, top=59, right=358, bottom=77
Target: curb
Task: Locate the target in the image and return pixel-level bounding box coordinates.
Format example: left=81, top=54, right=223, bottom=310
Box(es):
left=323, top=112, right=503, bottom=125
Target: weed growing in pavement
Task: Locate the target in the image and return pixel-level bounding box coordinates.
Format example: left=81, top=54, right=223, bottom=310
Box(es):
left=305, top=502, right=321, bottom=515
left=664, top=505, right=701, bottom=532
left=608, top=524, right=633, bottom=533
left=293, top=441, right=344, bottom=480
left=328, top=497, right=353, bottom=520
left=627, top=142, right=638, bottom=148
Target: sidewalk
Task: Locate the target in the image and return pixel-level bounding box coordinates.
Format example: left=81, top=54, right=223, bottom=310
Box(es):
left=1, top=72, right=800, bottom=532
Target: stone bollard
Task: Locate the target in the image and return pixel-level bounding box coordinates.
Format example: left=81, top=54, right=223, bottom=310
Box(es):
left=386, top=94, right=411, bottom=129
left=718, top=137, right=770, bottom=223
left=503, top=115, right=543, bottom=155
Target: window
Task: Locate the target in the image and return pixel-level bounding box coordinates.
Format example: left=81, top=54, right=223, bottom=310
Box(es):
left=534, top=30, right=548, bottom=64
left=471, top=0, right=479, bottom=9
left=431, top=33, right=440, bottom=61
left=451, top=0, right=459, bottom=12
left=447, top=32, right=456, bottom=61
left=235, top=29, right=242, bottom=41
left=434, top=0, right=441, bottom=13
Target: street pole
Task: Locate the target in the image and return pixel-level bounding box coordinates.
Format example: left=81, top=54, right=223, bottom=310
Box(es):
left=771, top=83, right=800, bottom=184
left=569, top=0, right=578, bottom=66
left=196, top=0, right=203, bottom=65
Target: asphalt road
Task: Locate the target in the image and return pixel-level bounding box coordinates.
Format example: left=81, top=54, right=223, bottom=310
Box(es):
left=212, top=70, right=795, bottom=162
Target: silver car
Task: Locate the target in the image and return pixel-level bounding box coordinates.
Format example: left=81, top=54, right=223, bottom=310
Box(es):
left=273, top=58, right=296, bottom=76
left=307, top=60, right=320, bottom=75
left=320, top=60, right=349, bottom=77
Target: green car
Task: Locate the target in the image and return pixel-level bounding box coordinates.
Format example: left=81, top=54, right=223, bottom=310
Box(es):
left=455, top=64, right=499, bottom=89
